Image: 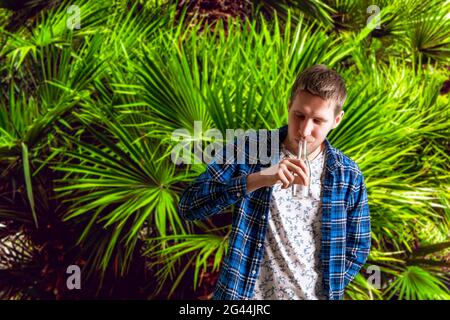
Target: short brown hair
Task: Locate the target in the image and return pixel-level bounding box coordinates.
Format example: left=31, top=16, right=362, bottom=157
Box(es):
left=290, top=64, right=347, bottom=114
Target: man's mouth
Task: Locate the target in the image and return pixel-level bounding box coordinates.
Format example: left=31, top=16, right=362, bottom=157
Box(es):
left=296, top=137, right=314, bottom=143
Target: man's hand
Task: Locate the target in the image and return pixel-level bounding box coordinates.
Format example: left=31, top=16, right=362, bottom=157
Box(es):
left=246, top=159, right=309, bottom=193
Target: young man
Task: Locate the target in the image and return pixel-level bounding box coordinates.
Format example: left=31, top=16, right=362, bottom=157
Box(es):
left=178, top=65, right=371, bottom=300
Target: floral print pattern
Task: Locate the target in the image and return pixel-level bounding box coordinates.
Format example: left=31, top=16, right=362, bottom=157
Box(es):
left=251, top=144, right=327, bottom=300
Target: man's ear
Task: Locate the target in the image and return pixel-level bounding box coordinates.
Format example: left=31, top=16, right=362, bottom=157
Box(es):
left=332, top=110, right=344, bottom=129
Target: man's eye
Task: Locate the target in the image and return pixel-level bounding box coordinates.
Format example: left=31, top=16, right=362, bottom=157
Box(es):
left=296, top=114, right=304, bottom=119
left=314, top=119, right=322, bottom=124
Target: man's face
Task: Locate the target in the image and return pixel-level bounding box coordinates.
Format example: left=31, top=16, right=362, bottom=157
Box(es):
left=285, top=90, right=344, bottom=156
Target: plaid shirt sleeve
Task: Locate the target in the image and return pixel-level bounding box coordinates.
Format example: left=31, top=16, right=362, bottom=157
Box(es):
left=344, top=171, right=371, bottom=287
left=177, top=142, right=248, bottom=221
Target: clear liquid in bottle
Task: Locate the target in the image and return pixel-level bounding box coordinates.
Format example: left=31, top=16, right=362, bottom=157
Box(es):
left=292, top=139, right=311, bottom=199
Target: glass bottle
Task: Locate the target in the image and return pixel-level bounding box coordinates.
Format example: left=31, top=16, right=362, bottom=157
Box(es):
left=292, top=139, right=311, bottom=199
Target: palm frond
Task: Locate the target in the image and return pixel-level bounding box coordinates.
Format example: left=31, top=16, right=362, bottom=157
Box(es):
left=385, top=266, right=450, bottom=300
left=145, top=231, right=229, bottom=298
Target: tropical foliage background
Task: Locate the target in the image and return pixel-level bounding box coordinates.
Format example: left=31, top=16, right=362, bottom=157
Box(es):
left=0, top=0, right=449, bottom=300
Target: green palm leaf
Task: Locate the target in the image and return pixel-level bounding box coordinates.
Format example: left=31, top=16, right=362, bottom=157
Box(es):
left=385, top=266, right=450, bottom=300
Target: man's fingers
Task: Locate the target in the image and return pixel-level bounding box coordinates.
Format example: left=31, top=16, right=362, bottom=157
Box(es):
left=278, top=169, right=290, bottom=189
left=288, top=159, right=309, bottom=176
left=282, top=168, right=295, bottom=188
left=272, top=159, right=310, bottom=188
left=283, top=160, right=309, bottom=186
left=281, top=159, right=309, bottom=176
left=293, top=175, right=309, bottom=186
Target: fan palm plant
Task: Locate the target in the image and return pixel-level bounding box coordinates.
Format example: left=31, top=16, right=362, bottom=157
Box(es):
left=0, top=0, right=449, bottom=300
left=0, top=0, right=169, bottom=298
left=140, top=9, right=449, bottom=299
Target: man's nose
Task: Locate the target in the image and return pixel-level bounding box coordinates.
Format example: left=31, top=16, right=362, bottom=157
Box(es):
left=298, top=119, right=313, bottom=138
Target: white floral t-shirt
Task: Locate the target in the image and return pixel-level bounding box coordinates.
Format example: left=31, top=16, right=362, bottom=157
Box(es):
left=251, top=144, right=327, bottom=300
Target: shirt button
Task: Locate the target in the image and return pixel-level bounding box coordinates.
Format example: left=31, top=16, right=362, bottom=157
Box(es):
left=236, top=192, right=241, bottom=197
left=262, top=215, right=265, bottom=219
left=258, top=243, right=262, bottom=248
left=252, top=270, right=256, bottom=275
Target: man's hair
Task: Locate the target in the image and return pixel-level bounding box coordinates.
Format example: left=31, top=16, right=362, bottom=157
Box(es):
left=290, top=64, right=347, bottom=114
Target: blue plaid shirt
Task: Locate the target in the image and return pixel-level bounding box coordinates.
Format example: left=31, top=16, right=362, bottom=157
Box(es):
left=178, top=125, right=371, bottom=300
